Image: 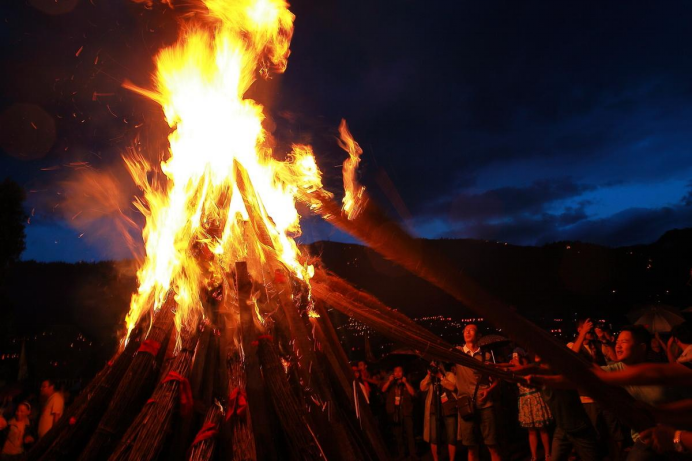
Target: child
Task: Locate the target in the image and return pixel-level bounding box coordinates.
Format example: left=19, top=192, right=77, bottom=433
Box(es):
left=0, top=401, right=35, bottom=455
left=512, top=349, right=552, bottom=461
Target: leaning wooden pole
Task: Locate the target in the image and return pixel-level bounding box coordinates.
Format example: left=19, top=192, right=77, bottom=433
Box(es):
left=300, top=189, right=653, bottom=431
left=79, top=296, right=176, bottom=460
left=236, top=261, right=279, bottom=461
left=110, top=324, right=201, bottom=461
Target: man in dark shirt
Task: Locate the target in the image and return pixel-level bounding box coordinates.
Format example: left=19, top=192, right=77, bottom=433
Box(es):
left=382, top=366, right=416, bottom=459
left=541, top=387, right=600, bottom=461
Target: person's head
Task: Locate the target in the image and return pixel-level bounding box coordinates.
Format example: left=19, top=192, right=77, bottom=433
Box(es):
left=357, top=360, right=367, bottom=371
left=671, top=323, right=692, bottom=348
left=650, top=337, right=662, bottom=352
left=577, top=318, right=595, bottom=341
left=15, top=402, right=31, bottom=420
left=615, top=325, right=650, bottom=365
left=393, top=366, right=404, bottom=379
left=40, top=379, right=56, bottom=398
left=511, top=348, right=528, bottom=367
left=463, top=324, right=480, bottom=345
left=594, top=323, right=611, bottom=340
left=352, top=366, right=361, bottom=379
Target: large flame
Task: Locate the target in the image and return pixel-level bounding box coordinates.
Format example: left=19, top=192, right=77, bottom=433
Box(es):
left=123, top=0, right=323, bottom=333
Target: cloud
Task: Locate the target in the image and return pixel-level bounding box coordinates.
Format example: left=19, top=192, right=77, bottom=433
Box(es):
left=441, top=179, right=595, bottom=222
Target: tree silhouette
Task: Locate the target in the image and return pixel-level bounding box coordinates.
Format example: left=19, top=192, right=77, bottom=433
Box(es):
left=0, top=178, right=27, bottom=267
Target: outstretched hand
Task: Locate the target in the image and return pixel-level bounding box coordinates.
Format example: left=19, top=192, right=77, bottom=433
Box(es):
left=640, top=425, right=677, bottom=453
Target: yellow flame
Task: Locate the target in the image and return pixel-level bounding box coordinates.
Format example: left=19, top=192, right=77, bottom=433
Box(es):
left=338, top=119, right=366, bottom=220
left=124, top=0, right=320, bottom=333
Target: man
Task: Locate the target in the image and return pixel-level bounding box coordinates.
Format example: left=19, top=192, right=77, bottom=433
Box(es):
left=420, top=363, right=458, bottom=461
left=38, top=379, right=64, bottom=438
left=382, top=366, right=416, bottom=459
left=600, top=325, right=681, bottom=461
left=568, top=318, right=620, bottom=458
left=455, top=324, right=501, bottom=461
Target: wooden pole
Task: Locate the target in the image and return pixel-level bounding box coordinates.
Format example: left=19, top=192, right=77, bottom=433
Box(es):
left=79, top=297, right=176, bottom=460
left=236, top=261, right=279, bottom=461
left=300, top=189, right=653, bottom=430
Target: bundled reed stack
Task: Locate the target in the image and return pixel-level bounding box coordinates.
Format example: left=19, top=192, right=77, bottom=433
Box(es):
left=110, top=323, right=201, bottom=460
left=79, top=297, right=176, bottom=460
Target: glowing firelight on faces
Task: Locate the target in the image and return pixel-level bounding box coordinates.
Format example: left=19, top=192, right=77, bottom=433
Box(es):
left=122, top=0, right=326, bottom=334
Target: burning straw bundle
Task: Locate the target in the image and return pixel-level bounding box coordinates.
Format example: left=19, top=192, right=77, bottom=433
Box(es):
left=109, top=323, right=201, bottom=461
left=79, top=297, right=176, bottom=460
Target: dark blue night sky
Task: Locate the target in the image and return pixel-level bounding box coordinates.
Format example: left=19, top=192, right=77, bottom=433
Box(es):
left=0, top=0, right=690, bottom=262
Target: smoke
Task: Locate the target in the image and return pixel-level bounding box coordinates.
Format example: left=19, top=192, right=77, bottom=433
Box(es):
left=58, top=160, right=145, bottom=261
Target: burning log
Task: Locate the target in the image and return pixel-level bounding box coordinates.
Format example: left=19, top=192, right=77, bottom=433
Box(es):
left=188, top=402, right=224, bottom=461
left=301, top=190, right=653, bottom=430
left=79, top=297, right=176, bottom=460
left=110, top=323, right=201, bottom=461
left=30, top=326, right=144, bottom=460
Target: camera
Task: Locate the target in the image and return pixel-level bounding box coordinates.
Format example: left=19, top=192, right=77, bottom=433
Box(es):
left=428, top=361, right=440, bottom=376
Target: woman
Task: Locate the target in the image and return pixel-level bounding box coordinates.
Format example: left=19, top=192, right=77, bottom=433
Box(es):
left=420, top=363, right=457, bottom=461
left=0, top=401, right=35, bottom=456
left=512, top=350, right=552, bottom=461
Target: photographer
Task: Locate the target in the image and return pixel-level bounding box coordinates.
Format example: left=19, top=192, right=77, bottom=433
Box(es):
left=420, top=362, right=458, bottom=461
left=382, top=366, right=416, bottom=459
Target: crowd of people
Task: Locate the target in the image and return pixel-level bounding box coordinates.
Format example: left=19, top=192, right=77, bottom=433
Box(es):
left=0, top=379, right=64, bottom=458
left=353, top=321, right=691, bottom=461
left=0, top=319, right=689, bottom=460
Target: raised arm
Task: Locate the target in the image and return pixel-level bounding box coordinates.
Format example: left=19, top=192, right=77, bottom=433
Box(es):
left=570, top=319, right=592, bottom=353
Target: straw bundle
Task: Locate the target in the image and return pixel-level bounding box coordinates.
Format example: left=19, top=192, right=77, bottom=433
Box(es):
left=109, top=324, right=201, bottom=461
left=188, top=402, right=223, bottom=461
left=79, top=298, right=176, bottom=460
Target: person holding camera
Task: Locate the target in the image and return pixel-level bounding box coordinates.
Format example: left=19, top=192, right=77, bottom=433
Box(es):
left=420, top=362, right=458, bottom=461
left=382, top=366, right=416, bottom=459
left=455, top=324, right=501, bottom=461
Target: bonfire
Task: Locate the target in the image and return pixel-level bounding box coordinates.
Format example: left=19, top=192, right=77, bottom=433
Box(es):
left=29, top=0, right=654, bottom=460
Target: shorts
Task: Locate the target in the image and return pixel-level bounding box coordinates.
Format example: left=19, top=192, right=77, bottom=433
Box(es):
left=429, top=414, right=457, bottom=445
left=458, top=406, right=497, bottom=447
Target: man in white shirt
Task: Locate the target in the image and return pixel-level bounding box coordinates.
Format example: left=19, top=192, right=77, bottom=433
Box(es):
left=38, top=379, right=64, bottom=438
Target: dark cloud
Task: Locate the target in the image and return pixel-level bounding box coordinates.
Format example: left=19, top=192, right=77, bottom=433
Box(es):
left=438, top=195, right=690, bottom=247
left=555, top=197, right=692, bottom=247
left=440, top=179, right=596, bottom=222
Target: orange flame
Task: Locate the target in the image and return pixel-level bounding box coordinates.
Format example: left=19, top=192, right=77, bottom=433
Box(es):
left=338, top=119, right=366, bottom=220
left=123, top=0, right=319, bottom=334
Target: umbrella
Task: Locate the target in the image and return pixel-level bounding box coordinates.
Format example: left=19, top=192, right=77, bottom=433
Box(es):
left=630, top=306, right=685, bottom=333
left=479, top=334, right=510, bottom=347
